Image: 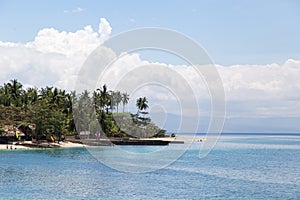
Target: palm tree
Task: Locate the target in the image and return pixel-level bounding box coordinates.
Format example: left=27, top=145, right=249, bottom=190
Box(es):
left=26, top=87, right=38, bottom=105
left=122, top=92, right=129, bottom=113
left=39, top=86, right=53, bottom=102
left=136, top=97, right=148, bottom=113
left=8, top=79, right=23, bottom=98
left=0, top=83, right=11, bottom=106
left=108, top=91, right=116, bottom=112
left=98, top=85, right=110, bottom=113
left=7, top=79, right=23, bottom=106
left=111, top=91, right=122, bottom=113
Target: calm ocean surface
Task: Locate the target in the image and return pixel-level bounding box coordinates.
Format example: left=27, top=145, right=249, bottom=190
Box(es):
left=1, top=134, right=300, bottom=200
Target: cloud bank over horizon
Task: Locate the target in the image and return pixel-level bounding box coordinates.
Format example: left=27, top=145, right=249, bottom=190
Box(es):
left=0, top=18, right=299, bottom=132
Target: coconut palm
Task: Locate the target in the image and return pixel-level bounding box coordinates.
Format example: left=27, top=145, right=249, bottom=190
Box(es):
left=0, top=84, right=11, bottom=106
left=122, top=92, right=129, bottom=113
left=7, top=79, right=23, bottom=106
left=111, top=91, right=122, bottom=113
left=136, top=97, right=148, bottom=113
left=98, top=84, right=110, bottom=113
left=8, top=79, right=23, bottom=99
left=26, top=87, right=38, bottom=105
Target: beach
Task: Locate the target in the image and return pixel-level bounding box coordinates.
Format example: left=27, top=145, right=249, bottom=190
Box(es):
left=0, top=143, right=30, bottom=150
left=0, top=136, right=205, bottom=150
left=0, top=141, right=86, bottom=150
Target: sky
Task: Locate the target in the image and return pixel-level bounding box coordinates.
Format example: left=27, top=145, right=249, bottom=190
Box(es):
left=1, top=0, right=300, bottom=65
left=0, top=0, right=300, bottom=133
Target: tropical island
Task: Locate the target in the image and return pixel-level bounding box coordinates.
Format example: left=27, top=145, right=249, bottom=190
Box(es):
left=0, top=79, right=178, bottom=149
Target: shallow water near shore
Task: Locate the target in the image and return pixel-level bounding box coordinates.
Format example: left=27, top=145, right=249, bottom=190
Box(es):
left=1, top=134, right=300, bottom=199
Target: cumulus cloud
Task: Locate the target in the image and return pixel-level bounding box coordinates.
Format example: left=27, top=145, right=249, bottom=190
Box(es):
left=98, top=18, right=112, bottom=42
left=0, top=18, right=112, bottom=89
left=26, top=26, right=100, bottom=57
left=93, top=48, right=300, bottom=119
left=0, top=18, right=300, bottom=127
left=217, top=60, right=300, bottom=118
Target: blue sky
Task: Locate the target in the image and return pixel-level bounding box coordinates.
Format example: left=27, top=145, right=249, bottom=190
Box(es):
left=0, top=0, right=300, bottom=133
left=1, top=0, right=300, bottom=65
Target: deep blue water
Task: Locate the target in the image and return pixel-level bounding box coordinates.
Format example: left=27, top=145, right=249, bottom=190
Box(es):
left=1, top=134, right=300, bottom=199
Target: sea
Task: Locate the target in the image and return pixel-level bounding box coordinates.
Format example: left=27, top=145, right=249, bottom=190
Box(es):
left=1, top=133, right=300, bottom=200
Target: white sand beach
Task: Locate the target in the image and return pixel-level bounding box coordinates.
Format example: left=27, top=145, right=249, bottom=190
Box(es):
left=0, top=141, right=86, bottom=150
left=0, top=136, right=205, bottom=150
left=0, top=144, right=30, bottom=150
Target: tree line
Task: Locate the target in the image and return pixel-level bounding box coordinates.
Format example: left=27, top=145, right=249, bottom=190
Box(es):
left=0, top=79, right=166, bottom=142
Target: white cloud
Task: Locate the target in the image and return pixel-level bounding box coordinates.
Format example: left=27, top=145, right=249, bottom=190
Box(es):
left=217, top=60, right=300, bottom=118
left=218, top=61, right=300, bottom=101
left=0, top=18, right=112, bottom=89
left=92, top=48, right=300, bottom=119
left=0, top=18, right=300, bottom=125
left=98, top=18, right=112, bottom=42
left=25, top=25, right=102, bottom=57
left=64, top=7, right=85, bottom=13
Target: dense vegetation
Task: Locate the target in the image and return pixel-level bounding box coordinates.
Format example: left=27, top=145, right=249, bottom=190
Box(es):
left=0, top=79, right=166, bottom=142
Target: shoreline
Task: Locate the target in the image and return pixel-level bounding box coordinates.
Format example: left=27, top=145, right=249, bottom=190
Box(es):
left=0, top=136, right=205, bottom=150
left=0, top=141, right=86, bottom=150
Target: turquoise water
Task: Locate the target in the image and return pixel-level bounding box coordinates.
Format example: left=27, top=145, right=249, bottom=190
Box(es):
left=1, top=135, right=300, bottom=199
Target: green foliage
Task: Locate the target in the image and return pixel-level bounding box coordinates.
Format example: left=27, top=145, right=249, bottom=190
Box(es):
left=0, top=80, right=167, bottom=141
left=0, top=80, right=74, bottom=142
